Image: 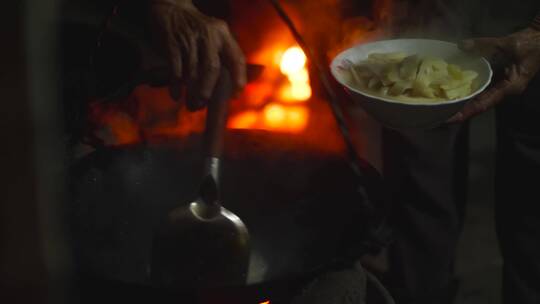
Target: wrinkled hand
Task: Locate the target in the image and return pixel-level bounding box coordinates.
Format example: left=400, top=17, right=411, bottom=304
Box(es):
left=150, top=0, right=246, bottom=110
left=448, top=28, right=540, bottom=123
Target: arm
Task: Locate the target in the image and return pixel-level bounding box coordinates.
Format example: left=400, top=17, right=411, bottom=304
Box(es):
left=448, top=12, right=540, bottom=123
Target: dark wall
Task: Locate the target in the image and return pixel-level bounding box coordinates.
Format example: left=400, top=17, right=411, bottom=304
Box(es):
left=0, top=1, right=50, bottom=303
left=1, top=1, right=72, bottom=303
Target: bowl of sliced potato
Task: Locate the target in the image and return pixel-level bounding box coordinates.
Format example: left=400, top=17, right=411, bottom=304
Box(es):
left=330, top=39, right=493, bottom=129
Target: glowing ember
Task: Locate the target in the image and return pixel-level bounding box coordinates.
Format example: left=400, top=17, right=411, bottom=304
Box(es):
left=228, top=110, right=259, bottom=130
left=285, top=106, right=309, bottom=130
left=264, top=103, right=287, bottom=128
left=260, top=301, right=271, bottom=304
left=260, top=103, right=309, bottom=132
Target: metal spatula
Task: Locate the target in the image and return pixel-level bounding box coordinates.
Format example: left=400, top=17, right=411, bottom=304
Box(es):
left=151, top=70, right=250, bottom=289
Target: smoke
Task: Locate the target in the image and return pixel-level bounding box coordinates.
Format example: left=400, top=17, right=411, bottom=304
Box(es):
left=228, top=0, right=393, bottom=64
left=288, top=0, right=392, bottom=60
left=228, top=0, right=538, bottom=73
left=388, top=0, right=539, bottom=40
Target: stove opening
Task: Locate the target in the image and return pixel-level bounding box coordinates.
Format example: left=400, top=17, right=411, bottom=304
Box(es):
left=78, top=0, right=393, bottom=160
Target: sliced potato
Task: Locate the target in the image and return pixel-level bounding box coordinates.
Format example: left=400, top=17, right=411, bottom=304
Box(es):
left=381, top=63, right=401, bottom=86
left=462, top=70, right=479, bottom=82
left=444, top=83, right=472, bottom=99
left=441, top=79, right=468, bottom=91
left=353, top=64, right=376, bottom=78
left=431, top=58, right=448, bottom=71
left=389, top=81, right=413, bottom=96
left=347, top=52, right=479, bottom=101
left=400, top=55, right=421, bottom=81
left=440, top=71, right=477, bottom=91
left=349, top=66, right=367, bottom=88
left=368, top=52, right=407, bottom=62
left=430, top=76, right=454, bottom=87
left=379, top=86, right=390, bottom=96
left=448, top=64, right=463, bottom=79
left=416, top=58, right=435, bottom=84
left=412, top=79, right=436, bottom=98
left=368, top=77, right=381, bottom=89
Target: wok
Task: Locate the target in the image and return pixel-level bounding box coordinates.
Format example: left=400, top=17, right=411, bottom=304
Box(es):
left=68, top=129, right=386, bottom=288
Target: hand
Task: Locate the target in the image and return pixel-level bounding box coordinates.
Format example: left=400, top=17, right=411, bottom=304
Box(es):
left=448, top=28, right=540, bottom=123
left=150, top=0, right=246, bottom=110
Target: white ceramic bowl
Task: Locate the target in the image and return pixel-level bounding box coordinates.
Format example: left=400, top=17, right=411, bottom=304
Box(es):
left=330, top=39, right=493, bottom=129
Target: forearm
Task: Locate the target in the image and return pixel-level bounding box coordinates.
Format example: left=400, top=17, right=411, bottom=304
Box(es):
left=531, top=12, right=540, bottom=31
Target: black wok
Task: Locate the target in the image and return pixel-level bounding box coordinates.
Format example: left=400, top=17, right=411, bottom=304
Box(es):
left=68, top=129, right=386, bottom=289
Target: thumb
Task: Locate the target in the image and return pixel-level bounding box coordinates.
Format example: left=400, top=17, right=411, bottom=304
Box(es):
left=459, top=37, right=511, bottom=66
left=459, top=37, right=506, bottom=55
left=458, top=39, right=477, bottom=51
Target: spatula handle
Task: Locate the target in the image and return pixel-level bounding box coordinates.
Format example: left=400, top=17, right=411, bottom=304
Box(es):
left=203, top=69, right=233, bottom=172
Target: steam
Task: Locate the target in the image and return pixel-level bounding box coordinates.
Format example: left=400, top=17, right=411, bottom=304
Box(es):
left=279, top=0, right=539, bottom=62
left=288, top=0, right=392, bottom=60
left=388, top=0, right=539, bottom=40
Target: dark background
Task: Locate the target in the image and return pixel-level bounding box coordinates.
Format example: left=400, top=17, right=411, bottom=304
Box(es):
left=0, top=1, right=503, bottom=303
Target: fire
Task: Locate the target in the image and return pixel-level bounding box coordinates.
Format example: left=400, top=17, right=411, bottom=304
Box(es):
left=228, top=111, right=259, bottom=130
left=280, top=82, right=312, bottom=102
left=85, top=0, right=388, bottom=148
left=285, top=106, right=309, bottom=130
left=280, top=46, right=306, bottom=75
left=228, top=45, right=312, bottom=133
left=264, top=104, right=287, bottom=128
left=89, top=45, right=313, bottom=145
left=87, top=85, right=206, bottom=146
left=280, top=46, right=312, bottom=102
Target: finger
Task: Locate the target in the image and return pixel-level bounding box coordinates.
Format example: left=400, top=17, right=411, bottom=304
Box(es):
left=184, top=35, right=199, bottom=111
left=152, top=12, right=185, bottom=100
left=518, top=55, right=540, bottom=82
left=459, top=37, right=508, bottom=63
left=167, top=43, right=184, bottom=100
left=176, top=24, right=200, bottom=108
left=446, top=111, right=464, bottom=124
left=186, top=34, right=199, bottom=81
left=459, top=37, right=503, bottom=53
left=218, top=24, right=246, bottom=91
left=198, top=33, right=222, bottom=101
left=185, top=31, right=221, bottom=111
left=450, top=62, right=535, bottom=122
left=447, top=79, right=511, bottom=123
left=151, top=13, right=184, bottom=87
left=223, top=36, right=247, bottom=91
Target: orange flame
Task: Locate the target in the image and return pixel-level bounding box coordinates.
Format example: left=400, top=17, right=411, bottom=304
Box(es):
left=280, top=46, right=306, bottom=75
left=227, top=110, right=259, bottom=130
left=280, top=46, right=312, bottom=102
left=263, top=103, right=287, bottom=128
left=228, top=45, right=311, bottom=133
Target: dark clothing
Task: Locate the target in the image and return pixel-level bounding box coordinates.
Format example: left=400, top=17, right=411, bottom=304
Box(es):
left=382, top=124, right=469, bottom=304
left=379, top=1, right=540, bottom=303
left=495, top=73, right=540, bottom=304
